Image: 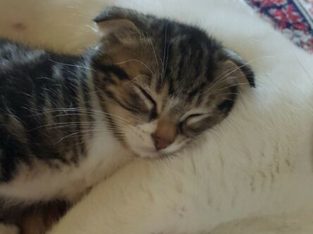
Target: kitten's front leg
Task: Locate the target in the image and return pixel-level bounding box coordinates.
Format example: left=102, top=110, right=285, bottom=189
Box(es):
left=19, top=201, right=69, bottom=234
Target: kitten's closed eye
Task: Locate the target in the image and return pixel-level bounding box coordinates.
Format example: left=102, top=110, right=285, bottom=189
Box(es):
left=179, top=113, right=212, bottom=136
left=184, top=113, right=210, bottom=125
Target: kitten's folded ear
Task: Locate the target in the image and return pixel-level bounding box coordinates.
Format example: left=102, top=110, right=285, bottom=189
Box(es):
left=93, top=7, right=146, bottom=39
left=222, top=49, right=255, bottom=88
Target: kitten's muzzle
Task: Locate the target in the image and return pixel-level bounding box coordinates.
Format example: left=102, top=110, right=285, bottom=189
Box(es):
left=151, top=119, right=177, bottom=151
left=151, top=133, right=174, bottom=150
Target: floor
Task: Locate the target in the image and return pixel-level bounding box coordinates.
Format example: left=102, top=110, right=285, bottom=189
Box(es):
left=245, top=0, right=313, bottom=53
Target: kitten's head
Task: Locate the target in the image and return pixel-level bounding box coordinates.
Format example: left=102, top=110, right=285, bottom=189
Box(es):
left=91, top=7, right=255, bottom=158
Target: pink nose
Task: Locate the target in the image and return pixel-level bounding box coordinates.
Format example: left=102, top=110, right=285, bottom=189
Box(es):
left=151, top=133, right=174, bottom=151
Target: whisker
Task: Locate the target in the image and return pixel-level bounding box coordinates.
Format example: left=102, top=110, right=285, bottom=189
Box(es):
left=53, top=126, right=126, bottom=145
left=148, top=38, right=161, bottom=70
left=201, top=55, right=274, bottom=96
left=48, top=59, right=96, bottom=72
left=27, top=107, right=137, bottom=124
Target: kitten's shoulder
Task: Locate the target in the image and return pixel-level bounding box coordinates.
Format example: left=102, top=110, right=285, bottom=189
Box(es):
left=0, top=38, right=39, bottom=53
left=0, top=37, right=48, bottom=66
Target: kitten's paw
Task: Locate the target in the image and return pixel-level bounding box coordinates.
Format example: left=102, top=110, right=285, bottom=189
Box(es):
left=0, top=224, right=19, bottom=234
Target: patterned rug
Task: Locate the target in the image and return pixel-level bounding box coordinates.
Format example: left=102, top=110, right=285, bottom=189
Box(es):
left=245, top=0, right=313, bottom=53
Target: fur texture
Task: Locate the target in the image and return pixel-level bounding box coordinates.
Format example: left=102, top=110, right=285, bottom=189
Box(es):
left=1, top=0, right=313, bottom=233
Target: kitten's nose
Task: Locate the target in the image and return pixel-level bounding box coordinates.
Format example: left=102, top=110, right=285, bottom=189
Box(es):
left=151, top=133, right=174, bottom=151
left=151, top=119, right=177, bottom=151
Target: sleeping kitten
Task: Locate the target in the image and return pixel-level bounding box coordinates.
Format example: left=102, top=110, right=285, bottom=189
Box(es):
left=0, top=6, right=254, bottom=232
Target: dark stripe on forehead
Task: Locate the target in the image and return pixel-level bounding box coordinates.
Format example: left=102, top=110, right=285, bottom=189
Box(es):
left=159, top=22, right=174, bottom=93
left=175, top=40, right=189, bottom=82
left=193, top=46, right=204, bottom=80
left=163, top=44, right=175, bottom=95
left=184, top=44, right=205, bottom=96
left=187, top=81, right=208, bottom=104
left=205, top=59, right=216, bottom=82
left=204, top=49, right=217, bottom=82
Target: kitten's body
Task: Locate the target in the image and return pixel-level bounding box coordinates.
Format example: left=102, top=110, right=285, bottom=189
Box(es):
left=0, top=39, right=130, bottom=203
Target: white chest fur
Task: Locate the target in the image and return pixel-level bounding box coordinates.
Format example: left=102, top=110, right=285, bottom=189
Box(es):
left=0, top=119, right=131, bottom=203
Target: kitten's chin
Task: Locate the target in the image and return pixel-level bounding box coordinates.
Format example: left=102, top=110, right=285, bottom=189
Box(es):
left=127, top=147, right=166, bottom=159
left=130, top=147, right=177, bottom=159
left=131, top=149, right=162, bottom=159
left=124, top=138, right=183, bottom=159
left=138, top=153, right=161, bottom=159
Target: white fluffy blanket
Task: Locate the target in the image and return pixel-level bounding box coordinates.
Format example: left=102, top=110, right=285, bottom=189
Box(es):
left=1, top=0, right=313, bottom=233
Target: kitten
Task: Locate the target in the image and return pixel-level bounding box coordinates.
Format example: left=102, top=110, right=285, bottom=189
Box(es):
left=0, top=6, right=254, bottom=232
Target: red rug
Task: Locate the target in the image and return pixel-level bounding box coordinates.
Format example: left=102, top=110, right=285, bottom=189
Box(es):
left=245, top=0, right=313, bottom=53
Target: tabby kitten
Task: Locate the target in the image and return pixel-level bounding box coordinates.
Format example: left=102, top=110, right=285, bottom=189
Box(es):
left=0, top=6, right=254, bottom=220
